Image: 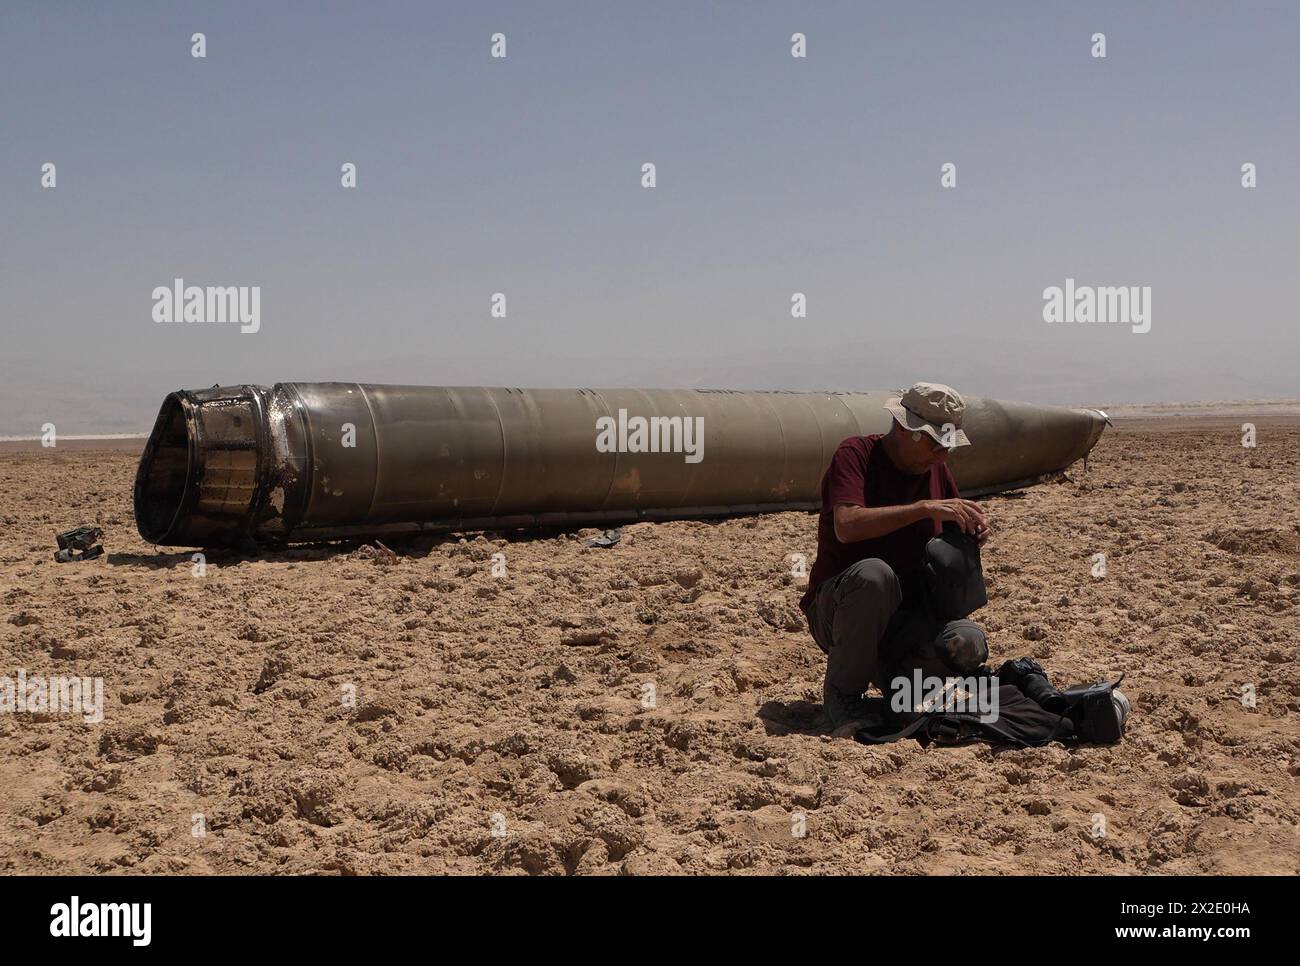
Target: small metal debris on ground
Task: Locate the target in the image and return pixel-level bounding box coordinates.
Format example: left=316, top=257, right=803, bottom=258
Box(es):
left=54, top=526, right=104, bottom=563
left=583, top=528, right=623, bottom=549
left=352, top=540, right=399, bottom=565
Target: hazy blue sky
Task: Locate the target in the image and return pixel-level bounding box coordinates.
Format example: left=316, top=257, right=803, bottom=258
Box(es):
left=2, top=1, right=1297, bottom=433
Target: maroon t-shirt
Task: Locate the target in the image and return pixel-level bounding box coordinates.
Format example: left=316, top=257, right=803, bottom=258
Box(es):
left=799, top=434, right=959, bottom=613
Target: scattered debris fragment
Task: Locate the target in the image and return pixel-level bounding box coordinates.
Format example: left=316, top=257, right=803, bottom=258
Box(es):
left=54, top=526, right=104, bottom=563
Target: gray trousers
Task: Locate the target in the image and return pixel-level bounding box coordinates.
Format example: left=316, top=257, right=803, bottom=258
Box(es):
left=806, top=558, right=988, bottom=695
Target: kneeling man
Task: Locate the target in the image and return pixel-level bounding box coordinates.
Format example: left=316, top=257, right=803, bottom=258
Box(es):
left=799, top=382, right=991, bottom=731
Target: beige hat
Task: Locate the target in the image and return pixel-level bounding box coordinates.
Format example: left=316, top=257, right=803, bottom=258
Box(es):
left=884, top=382, right=971, bottom=448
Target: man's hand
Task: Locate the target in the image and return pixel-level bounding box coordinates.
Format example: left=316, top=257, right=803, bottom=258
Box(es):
left=833, top=499, right=991, bottom=545
left=924, top=498, right=990, bottom=538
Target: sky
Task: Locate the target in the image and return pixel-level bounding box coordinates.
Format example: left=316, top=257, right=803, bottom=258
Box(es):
left=2, top=1, right=1298, bottom=434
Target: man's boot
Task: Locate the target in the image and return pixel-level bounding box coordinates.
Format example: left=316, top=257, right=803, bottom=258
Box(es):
left=823, top=676, right=873, bottom=735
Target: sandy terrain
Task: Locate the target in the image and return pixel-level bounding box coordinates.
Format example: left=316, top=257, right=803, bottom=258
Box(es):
left=2, top=416, right=1298, bottom=875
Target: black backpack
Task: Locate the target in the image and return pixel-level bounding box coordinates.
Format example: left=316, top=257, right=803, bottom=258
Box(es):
left=920, top=525, right=988, bottom=621
left=854, top=659, right=1129, bottom=748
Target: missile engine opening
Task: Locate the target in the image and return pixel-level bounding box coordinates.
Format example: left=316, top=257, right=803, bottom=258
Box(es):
left=134, top=393, right=192, bottom=544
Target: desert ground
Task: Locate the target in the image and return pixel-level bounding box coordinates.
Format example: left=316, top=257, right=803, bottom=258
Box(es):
left=2, top=413, right=1298, bottom=875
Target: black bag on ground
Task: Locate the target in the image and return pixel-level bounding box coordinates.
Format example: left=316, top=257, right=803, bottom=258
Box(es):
left=997, top=657, right=1130, bottom=745
left=854, top=673, right=1076, bottom=748
left=1060, top=679, right=1130, bottom=744
left=853, top=658, right=1129, bottom=748
left=920, top=524, right=987, bottom=621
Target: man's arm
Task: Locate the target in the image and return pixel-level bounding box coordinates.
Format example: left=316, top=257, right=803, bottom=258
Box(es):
left=833, top=499, right=988, bottom=543
left=832, top=502, right=930, bottom=543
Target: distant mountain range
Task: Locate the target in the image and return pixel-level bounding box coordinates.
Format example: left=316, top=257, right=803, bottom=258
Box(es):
left=3, top=332, right=1296, bottom=436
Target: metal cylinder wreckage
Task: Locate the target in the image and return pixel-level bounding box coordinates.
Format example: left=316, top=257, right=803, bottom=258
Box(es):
left=133, top=383, right=1108, bottom=547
